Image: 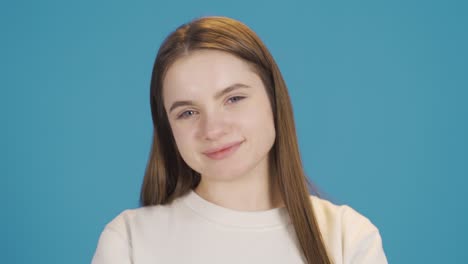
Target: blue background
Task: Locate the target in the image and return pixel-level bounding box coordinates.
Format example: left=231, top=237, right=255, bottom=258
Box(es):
left=2, top=0, right=467, bottom=263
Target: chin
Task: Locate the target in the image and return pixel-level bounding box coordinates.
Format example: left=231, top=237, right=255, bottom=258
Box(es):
left=200, top=164, right=251, bottom=182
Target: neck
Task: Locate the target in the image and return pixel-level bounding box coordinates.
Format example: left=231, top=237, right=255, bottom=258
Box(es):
left=194, top=159, right=284, bottom=212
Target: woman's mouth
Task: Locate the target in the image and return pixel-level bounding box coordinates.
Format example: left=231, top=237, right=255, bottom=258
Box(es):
left=203, top=140, right=244, bottom=160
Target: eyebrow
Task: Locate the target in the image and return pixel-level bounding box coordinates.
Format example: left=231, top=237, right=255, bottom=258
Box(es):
left=168, top=83, right=250, bottom=113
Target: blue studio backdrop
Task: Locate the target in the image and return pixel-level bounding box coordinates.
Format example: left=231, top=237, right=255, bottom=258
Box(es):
left=2, top=0, right=467, bottom=263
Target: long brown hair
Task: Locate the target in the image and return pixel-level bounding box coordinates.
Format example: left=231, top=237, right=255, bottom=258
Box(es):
left=141, top=16, right=331, bottom=264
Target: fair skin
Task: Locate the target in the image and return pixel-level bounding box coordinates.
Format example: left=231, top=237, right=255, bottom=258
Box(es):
left=163, top=49, right=283, bottom=211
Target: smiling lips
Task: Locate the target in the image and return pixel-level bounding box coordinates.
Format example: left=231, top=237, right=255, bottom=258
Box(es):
left=203, top=140, right=244, bottom=160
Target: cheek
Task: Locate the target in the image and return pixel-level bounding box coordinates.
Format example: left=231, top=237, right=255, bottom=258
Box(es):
left=170, top=124, right=202, bottom=169
left=172, top=126, right=193, bottom=153
left=242, top=98, right=275, bottom=132
left=240, top=103, right=275, bottom=148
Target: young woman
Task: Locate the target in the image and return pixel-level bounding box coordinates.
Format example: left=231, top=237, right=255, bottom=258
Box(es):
left=92, top=16, right=388, bottom=264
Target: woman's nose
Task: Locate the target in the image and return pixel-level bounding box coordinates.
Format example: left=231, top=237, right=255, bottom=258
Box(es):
left=199, top=112, right=228, bottom=141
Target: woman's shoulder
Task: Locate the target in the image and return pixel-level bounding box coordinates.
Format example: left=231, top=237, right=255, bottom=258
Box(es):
left=102, top=202, right=177, bottom=236
left=308, top=195, right=388, bottom=263
left=92, top=203, right=179, bottom=263
left=309, top=194, right=377, bottom=232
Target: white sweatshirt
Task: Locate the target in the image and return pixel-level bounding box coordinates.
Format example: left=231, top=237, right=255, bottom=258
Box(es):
left=91, top=190, right=388, bottom=264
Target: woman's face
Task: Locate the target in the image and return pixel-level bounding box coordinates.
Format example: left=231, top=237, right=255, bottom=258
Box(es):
left=162, top=49, right=275, bottom=182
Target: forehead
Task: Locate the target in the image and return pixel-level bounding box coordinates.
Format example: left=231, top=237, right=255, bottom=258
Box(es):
left=162, top=50, right=258, bottom=100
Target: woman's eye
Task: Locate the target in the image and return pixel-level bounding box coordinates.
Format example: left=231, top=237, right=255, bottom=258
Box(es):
left=177, top=110, right=197, bottom=119
left=176, top=97, right=245, bottom=120
left=227, top=96, right=245, bottom=104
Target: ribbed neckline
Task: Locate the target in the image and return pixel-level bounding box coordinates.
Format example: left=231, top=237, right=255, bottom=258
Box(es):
left=180, top=189, right=291, bottom=229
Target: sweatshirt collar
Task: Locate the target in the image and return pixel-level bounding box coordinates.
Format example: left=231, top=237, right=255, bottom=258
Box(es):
left=180, top=189, right=291, bottom=229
